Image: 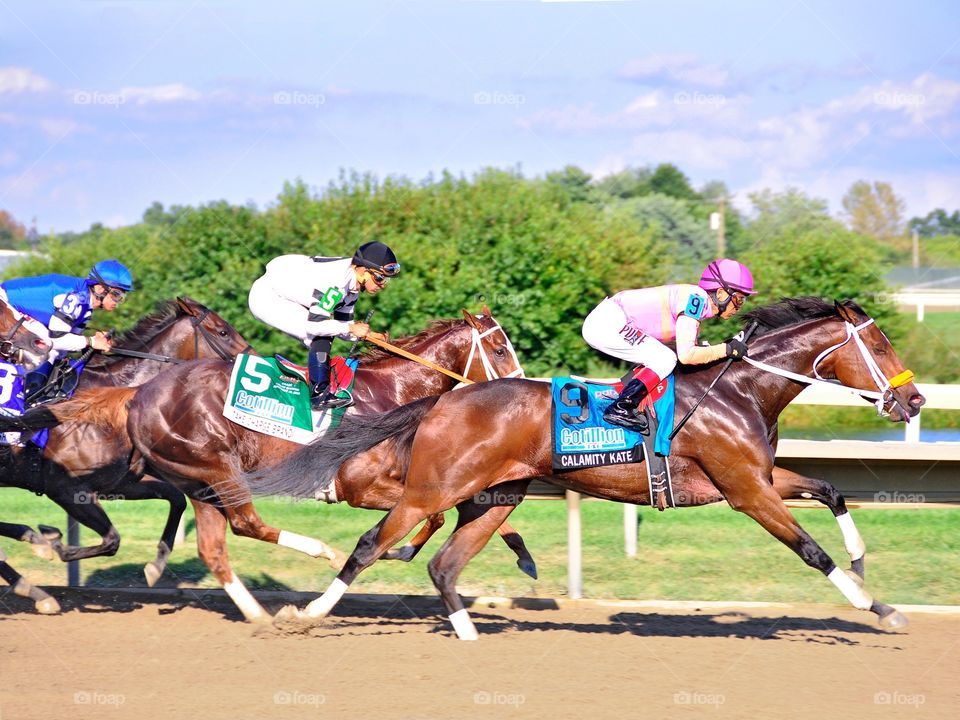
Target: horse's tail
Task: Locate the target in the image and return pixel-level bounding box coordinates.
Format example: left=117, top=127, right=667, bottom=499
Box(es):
left=0, top=387, right=138, bottom=434
left=231, top=395, right=440, bottom=503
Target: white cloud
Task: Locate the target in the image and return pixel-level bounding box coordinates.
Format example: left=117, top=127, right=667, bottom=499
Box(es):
left=619, top=53, right=729, bottom=88
left=118, top=83, right=202, bottom=105
left=0, top=66, right=52, bottom=94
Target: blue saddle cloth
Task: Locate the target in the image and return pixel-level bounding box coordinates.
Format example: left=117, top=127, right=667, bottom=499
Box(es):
left=551, top=375, right=676, bottom=471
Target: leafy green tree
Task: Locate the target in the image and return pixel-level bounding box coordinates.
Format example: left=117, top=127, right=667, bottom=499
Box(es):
left=908, top=208, right=960, bottom=238
left=648, top=163, right=696, bottom=201
left=623, top=193, right=714, bottom=276
left=0, top=210, right=26, bottom=249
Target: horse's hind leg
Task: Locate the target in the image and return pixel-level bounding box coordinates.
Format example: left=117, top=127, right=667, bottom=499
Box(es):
left=303, top=499, right=432, bottom=620
left=0, top=520, right=56, bottom=561
left=772, top=466, right=866, bottom=582
left=429, top=482, right=529, bottom=640
left=106, top=475, right=187, bottom=587
left=190, top=499, right=269, bottom=623
left=0, top=545, right=60, bottom=614
left=41, top=484, right=121, bottom=561
left=497, top=520, right=537, bottom=579
left=382, top=513, right=445, bottom=562
left=222, top=499, right=345, bottom=569
left=722, top=476, right=906, bottom=631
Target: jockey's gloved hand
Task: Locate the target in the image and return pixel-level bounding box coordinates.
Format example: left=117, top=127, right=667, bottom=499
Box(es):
left=725, top=337, right=749, bottom=360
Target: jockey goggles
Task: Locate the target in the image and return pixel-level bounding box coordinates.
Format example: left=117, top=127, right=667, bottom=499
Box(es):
left=368, top=262, right=401, bottom=284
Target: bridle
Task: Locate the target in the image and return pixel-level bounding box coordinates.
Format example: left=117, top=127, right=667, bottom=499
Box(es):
left=463, top=320, right=525, bottom=380
left=0, top=316, right=29, bottom=365
left=743, top=318, right=915, bottom=418
left=107, top=309, right=253, bottom=364
left=189, top=308, right=254, bottom=361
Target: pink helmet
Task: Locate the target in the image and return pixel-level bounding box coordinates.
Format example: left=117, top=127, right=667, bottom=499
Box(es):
left=698, top=259, right=756, bottom=295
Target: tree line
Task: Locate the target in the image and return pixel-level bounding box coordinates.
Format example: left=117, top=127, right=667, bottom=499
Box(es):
left=0, top=165, right=933, bottom=375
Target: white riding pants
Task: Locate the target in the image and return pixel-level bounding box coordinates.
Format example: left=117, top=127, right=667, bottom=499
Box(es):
left=582, top=298, right=677, bottom=379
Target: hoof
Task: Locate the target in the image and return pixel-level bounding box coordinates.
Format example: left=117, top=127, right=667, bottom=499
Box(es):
left=273, top=604, right=304, bottom=623
left=878, top=609, right=909, bottom=631
left=38, top=525, right=63, bottom=543
left=517, top=558, right=538, bottom=580
left=143, top=562, right=163, bottom=587
left=326, top=549, right=347, bottom=571
left=384, top=545, right=416, bottom=562
left=35, top=596, right=61, bottom=615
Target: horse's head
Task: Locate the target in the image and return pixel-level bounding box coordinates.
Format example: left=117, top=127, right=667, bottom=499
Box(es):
left=0, top=298, right=51, bottom=371
left=816, top=301, right=925, bottom=422
left=460, top=306, right=525, bottom=382
left=172, top=297, right=255, bottom=361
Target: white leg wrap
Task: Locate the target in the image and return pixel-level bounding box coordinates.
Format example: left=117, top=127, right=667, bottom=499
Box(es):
left=277, top=530, right=335, bottom=559
left=827, top=567, right=873, bottom=610
left=836, top=513, right=866, bottom=561
left=449, top=608, right=479, bottom=641
left=223, top=572, right=268, bottom=621
left=304, top=577, right=348, bottom=618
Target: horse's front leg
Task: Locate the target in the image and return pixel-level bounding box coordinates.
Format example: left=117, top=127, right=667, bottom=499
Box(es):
left=0, top=520, right=57, bottom=561
left=223, top=499, right=346, bottom=570
left=715, top=462, right=905, bottom=631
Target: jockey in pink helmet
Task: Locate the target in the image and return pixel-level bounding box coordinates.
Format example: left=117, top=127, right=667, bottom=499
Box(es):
left=582, top=258, right=756, bottom=432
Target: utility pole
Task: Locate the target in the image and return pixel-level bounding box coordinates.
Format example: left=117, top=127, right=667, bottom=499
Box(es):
left=710, top=197, right=726, bottom=256
left=912, top=229, right=920, bottom=269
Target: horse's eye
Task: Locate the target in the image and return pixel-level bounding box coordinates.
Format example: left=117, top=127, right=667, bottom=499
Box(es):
left=495, top=348, right=506, bottom=358
left=873, top=345, right=886, bottom=356
left=219, top=329, right=229, bottom=337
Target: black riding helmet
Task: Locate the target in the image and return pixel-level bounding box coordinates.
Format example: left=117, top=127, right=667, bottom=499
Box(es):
left=353, top=241, right=400, bottom=277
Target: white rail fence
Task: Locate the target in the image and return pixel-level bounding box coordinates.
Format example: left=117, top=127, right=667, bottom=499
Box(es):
left=566, top=382, right=960, bottom=599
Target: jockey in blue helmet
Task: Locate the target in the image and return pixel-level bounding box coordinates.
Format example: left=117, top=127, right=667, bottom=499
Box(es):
left=0, top=259, right=133, bottom=362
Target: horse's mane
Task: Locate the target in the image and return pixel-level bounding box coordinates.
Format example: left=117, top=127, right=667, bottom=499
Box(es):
left=358, top=318, right=464, bottom=364
left=84, top=299, right=185, bottom=368
left=740, top=297, right=866, bottom=337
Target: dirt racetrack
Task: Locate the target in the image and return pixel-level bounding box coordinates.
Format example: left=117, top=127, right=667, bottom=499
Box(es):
left=1, top=588, right=957, bottom=720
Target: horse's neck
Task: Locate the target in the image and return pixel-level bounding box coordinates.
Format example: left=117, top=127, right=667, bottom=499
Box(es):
left=84, top=321, right=191, bottom=387
left=735, top=319, right=845, bottom=422
left=356, top=326, right=470, bottom=403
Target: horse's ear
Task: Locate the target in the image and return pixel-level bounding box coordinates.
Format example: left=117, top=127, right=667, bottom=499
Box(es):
left=462, top=309, right=482, bottom=329
left=176, top=297, right=197, bottom=316
left=481, top=304, right=492, bottom=317
left=835, top=300, right=860, bottom=324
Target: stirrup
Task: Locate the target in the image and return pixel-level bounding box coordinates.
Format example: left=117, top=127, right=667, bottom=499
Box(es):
left=311, top=391, right=353, bottom=411
left=603, top=403, right=648, bottom=432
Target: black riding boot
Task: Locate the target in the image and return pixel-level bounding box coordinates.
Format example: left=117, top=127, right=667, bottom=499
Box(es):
left=602, top=378, right=649, bottom=433
left=308, top=338, right=352, bottom=411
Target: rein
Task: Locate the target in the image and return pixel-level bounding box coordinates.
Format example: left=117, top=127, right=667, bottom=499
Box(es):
left=364, top=319, right=525, bottom=385
left=743, top=318, right=915, bottom=418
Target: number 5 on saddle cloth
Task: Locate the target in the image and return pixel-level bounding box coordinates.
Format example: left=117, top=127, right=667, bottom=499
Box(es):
left=551, top=375, right=677, bottom=510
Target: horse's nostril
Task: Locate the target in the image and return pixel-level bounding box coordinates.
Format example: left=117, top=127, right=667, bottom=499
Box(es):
left=910, top=394, right=926, bottom=408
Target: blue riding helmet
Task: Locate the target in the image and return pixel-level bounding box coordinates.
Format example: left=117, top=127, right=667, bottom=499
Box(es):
left=87, top=259, right=134, bottom=292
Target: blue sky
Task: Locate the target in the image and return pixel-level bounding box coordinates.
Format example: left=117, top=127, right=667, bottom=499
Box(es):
left=2, top=0, right=959, bottom=232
